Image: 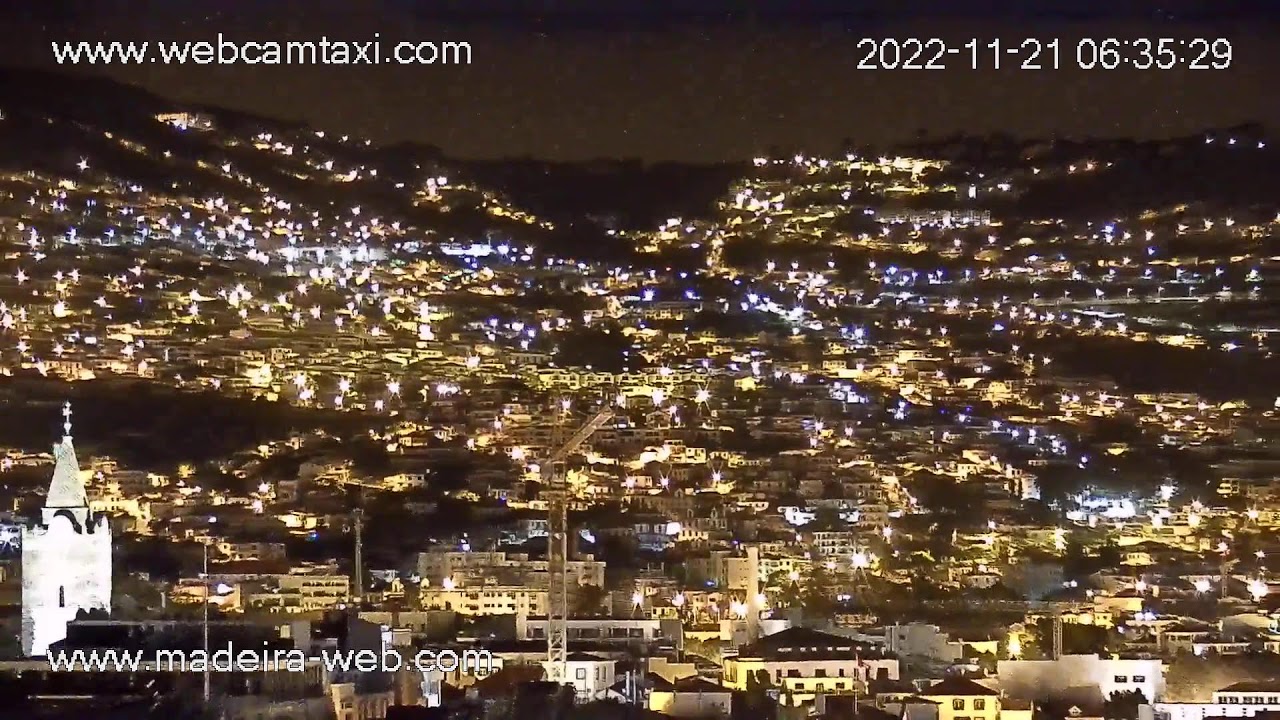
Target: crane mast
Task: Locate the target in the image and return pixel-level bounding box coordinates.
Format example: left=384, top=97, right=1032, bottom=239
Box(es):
left=543, top=403, right=614, bottom=684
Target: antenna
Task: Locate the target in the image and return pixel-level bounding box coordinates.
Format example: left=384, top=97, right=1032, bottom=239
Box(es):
left=354, top=501, right=364, bottom=605
left=1051, top=608, right=1063, bottom=660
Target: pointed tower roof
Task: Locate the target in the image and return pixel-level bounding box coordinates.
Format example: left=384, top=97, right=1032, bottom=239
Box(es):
left=46, top=403, right=87, bottom=509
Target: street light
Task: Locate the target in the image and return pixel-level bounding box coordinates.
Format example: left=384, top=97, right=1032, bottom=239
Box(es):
left=1249, top=579, right=1268, bottom=601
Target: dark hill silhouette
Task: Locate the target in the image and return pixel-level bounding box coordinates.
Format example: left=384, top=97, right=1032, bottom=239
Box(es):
left=1019, top=140, right=1280, bottom=219
left=0, top=66, right=739, bottom=241
left=460, top=156, right=745, bottom=231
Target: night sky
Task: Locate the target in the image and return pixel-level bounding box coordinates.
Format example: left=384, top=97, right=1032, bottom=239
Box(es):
left=1, top=0, right=1278, bottom=162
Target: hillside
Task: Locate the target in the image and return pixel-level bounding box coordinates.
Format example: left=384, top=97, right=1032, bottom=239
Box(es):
left=0, top=67, right=739, bottom=254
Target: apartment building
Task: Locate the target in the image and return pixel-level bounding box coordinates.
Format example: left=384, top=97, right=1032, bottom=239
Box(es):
left=723, top=627, right=899, bottom=706
left=420, top=585, right=547, bottom=617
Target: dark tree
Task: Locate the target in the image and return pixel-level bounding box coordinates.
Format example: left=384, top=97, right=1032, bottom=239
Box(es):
left=554, top=323, right=639, bottom=373
left=572, top=585, right=609, bottom=617
left=735, top=670, right=779, bottom=720
left=1098, top=541, right=1122, bottom=568
left=1104, top=690, right=1148, bottom=720
left=802, top=564, right=836, bottom=617
left=1031, top=618, right=1110, bottom=656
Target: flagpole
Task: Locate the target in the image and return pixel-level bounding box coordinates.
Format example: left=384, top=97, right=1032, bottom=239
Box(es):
left=854, top=649, right=860, bottom=710
left=203, top=538, right=210, bottom=706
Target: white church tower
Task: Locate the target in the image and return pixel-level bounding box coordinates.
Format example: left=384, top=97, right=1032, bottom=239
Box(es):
left=21, top=404, right=112, bottom=657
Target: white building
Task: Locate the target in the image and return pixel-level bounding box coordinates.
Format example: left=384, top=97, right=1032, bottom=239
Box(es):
left=919, top=677, right=1003, bottom=720
left=21, top=410, right=113, bottom=657
left=875, top=208, right=993, bottom=226
left=1141, top=682, right=1280, bottom=720
left=244, top=571, right=350, bottom=613
left=416, top=549, right=605, bottom=588
left=1143, top=702, right=1280, bottom=720
left=554, top=652, right=616, bottom=702
left=998, top=655, right=1164, bottom=704
left=520, top=617, right=665, bottom=644
left=88, top=489, right=151, bottom=529
left=420, top=585, right=547, bottom=617
left=648, top=676, right=734, bottom=718
left=154, top=112, right=214, bottom=131
left=885, top=623, right=998, bottom=663
left=685, top=551, right=755, bottom=590
left=723, top=627, right=899, bottom=705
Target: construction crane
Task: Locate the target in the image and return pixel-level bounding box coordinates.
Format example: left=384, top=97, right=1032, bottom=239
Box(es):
left=1029, top=600, right=1084, bottom=659
left=543, top=403, right=615, bottom=684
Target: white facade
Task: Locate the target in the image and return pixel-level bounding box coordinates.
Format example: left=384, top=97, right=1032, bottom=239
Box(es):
left=521, top=617, right=664, bottom=644
left=875, top=208, right=993, bottom=226
left=420, top=585, right=547, bottom=616
left=885, top=623, right=967, bottom=663
left=1141, top=703, right=1280, bottom=720
left=554, top=653, right=615, bottom=702
left=686, top=552, right=754, bottom=589
left=723, top=628, right=899, bottom=705
left=154, top=112, right=214, bottom=131
left=416, top=549, right=605, bottom=587
left=328, top=680, right=395, bottom=720
left=998, top=655, right=1164, bottom=704
left=649, top=681, right=734, bottom=718
left=919, top=678, right=1002, bottom=720
left=245, top=572, right=350, bottom=613
left=1214, top=686, right=1280, bottom=705
left=21, top=425, right=112, bottom=657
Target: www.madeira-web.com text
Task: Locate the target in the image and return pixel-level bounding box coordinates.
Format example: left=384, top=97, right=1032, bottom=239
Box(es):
left=49, top=644, right=494, bottom=674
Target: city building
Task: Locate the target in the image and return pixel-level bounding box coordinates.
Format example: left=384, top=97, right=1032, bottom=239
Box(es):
left=723, top=627, right=899, bottom=705
left=647, top=675, right=734, bottom=717
left=21, top=412, right=113, bottom=657
left=1142, top=682, right=1280, bottom=720
left=884, top=623, right=999, bottom=663
left=557, top=652, right=616, bottom=702
left=999, top=655, right=1164, bottom=705
left=919, top=677, right=1002, bottom=720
